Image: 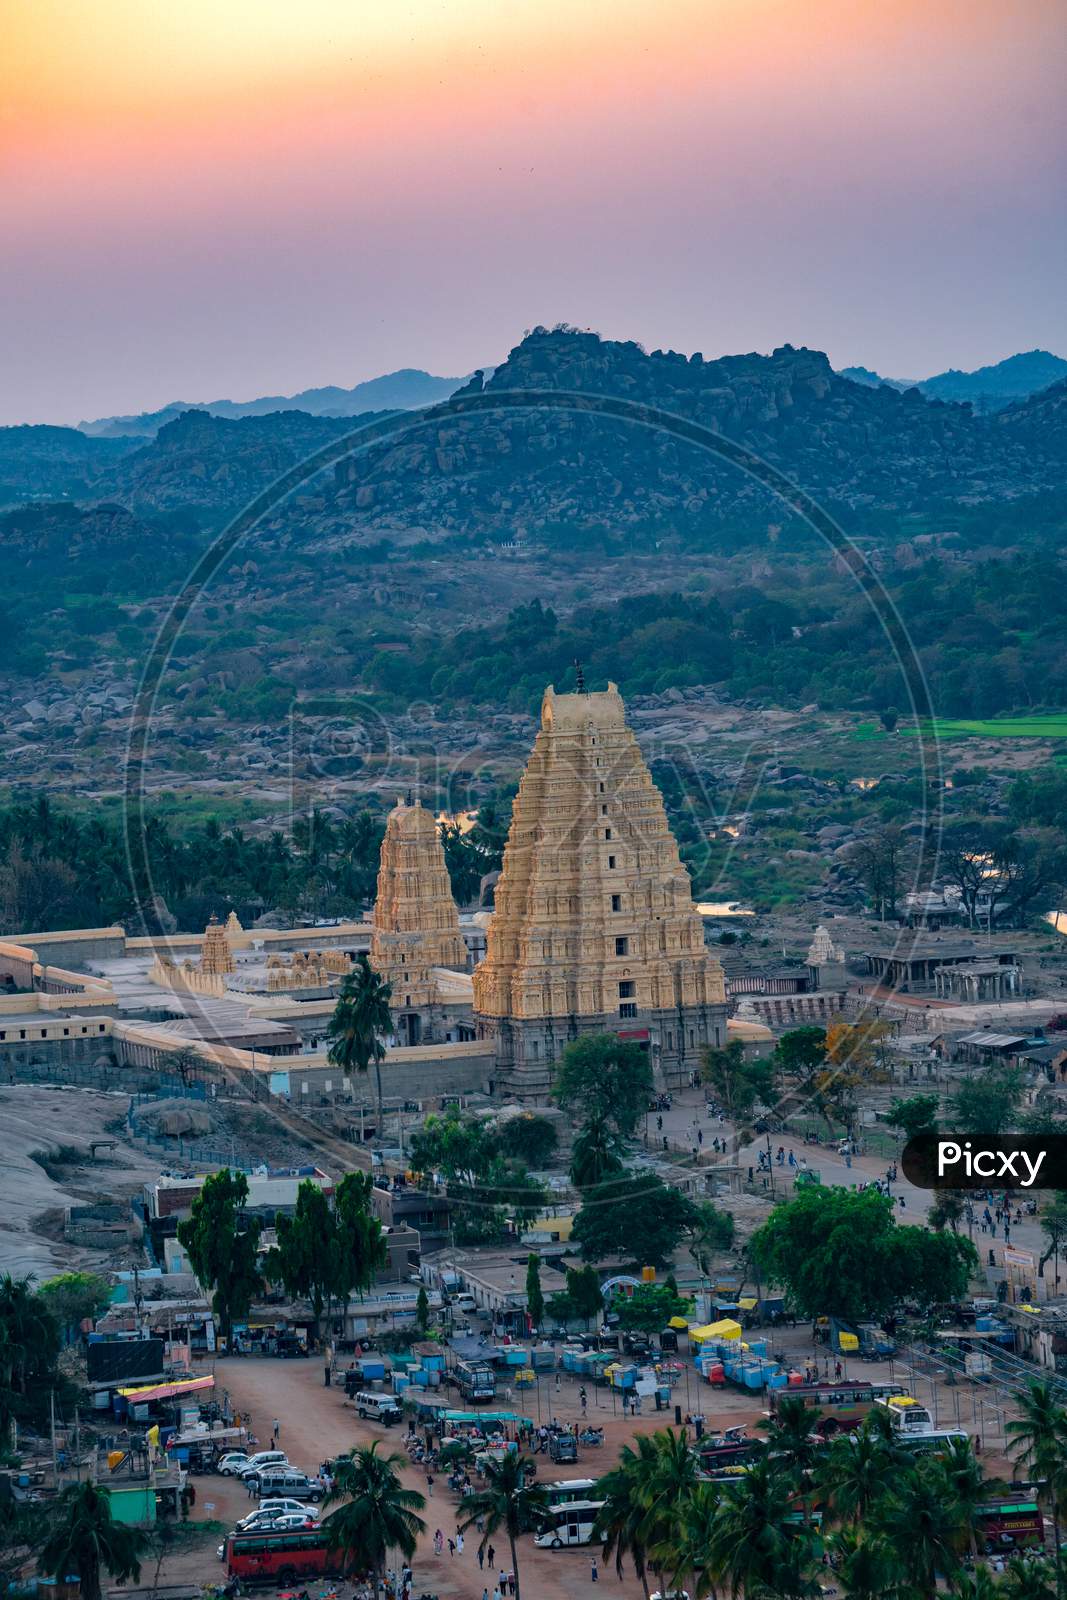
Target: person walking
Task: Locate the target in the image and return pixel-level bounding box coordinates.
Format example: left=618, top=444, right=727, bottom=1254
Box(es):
left=457, top=1533, right=465, bottom=1555
left=426, top=1471, right=434, bottom=1497
left=271, top=1419, right=280, bottom=1444
left=478, top=1545, right=485, bottom=1570
left=448, top=1538, right=456, bottom=1558
left=433, top=1529, right=444, bottom=1556
left=487, top=1545, right=495, bottom=1569
left=591, top=1556, right=599, bottom=1583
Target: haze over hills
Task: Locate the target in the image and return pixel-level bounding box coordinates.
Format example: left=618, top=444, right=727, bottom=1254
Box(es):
left=77, top=367, right=475, bottom=439
left=837, top=349, right=1067, bottom=412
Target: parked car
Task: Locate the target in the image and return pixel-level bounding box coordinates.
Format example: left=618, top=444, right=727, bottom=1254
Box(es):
left=237, top=1500, right=318, bottom=1529
left=216, top=1452, right=251, bottom=1476
left=255, top=1469, right=325, bottom=1502
left=237, top=1450, right=289, bottom=1479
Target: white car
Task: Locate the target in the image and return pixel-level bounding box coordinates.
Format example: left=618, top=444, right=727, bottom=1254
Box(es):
left=237, top=1450, right=289, bottom=1478
left=245, top=1497, right=316, bottom=1521
left=236, top=1505, right=314, bottom=1532
left=216, top=1452, right=250, bottom=1476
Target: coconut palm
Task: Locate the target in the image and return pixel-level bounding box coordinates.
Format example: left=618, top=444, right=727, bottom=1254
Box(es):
left=1006, top=1380, right=1067, bottom=1553
left=664, top=1480, right=723, bottom=1599
left=827, top=1527, right=901, bottom=1600
left=596, top=1434, right=661, bottom=1598
left=37, top=1482, right=144, bottom=1600
left=813, top=1421, right=904, bottom=1526
left=704, top=1454, right=815, bottom=1599
left=326, top=955, right=393, bottom=1130
left=457, top=1450, right=546, bottom=1600
left=870, top=1458, right=969, bottom=1600
left=323, top=1443, right=425, bottom=1594
left=999, top=1552, right=1061, bottom=1600
left=940, top=1435, right=987, bottom=1559
left=948, top=1566, right=1005, bottom=1600
left=641, top=1428, right=704, bottom=1594
left=761, top=1395, right=822, bottom=1481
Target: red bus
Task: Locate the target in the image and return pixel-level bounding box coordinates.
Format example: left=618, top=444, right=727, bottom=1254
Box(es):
left=975, top=1499, right=1044, bottom=1554
left=768, top=1381, right=902, bottom=1439
left=224, top=1528, right=347, bottom=1584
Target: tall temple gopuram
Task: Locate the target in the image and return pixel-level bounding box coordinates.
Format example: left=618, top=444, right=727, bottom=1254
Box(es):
left=371, top=796, right=470, bottom=1046
left=473, top=681, right=727, bottom=1100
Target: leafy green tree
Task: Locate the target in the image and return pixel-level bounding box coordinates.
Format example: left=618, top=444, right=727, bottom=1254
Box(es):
left=749, top=1187, right=976, bottom=1325
left=701, top=1038, right=774, bottom=1119
left=265, top=1179, right=338, bottom=1319
left=566, top=1265, right=605, bottom=1328
left=457, top=1451, right=547, bottom=1600
left=0, top=1274, right=60, bottom=1435
left=929, top=1189, right=969, bottom=1234
left=773, top=1026, right=828, bottom=1077
left=326, top=955, right=393, bottom=1130
left=450, top=1158, right=547, bottom=1245
left=687, top=1200, right=735, bottom=1279
left=950, top=1067, right=1023, bottom=1137
left=555, top=1034, right=653, bottom=1138
left=569, top=1113, right=626, bottom=1189
left=332, top=1171, right=388, bottom=1302
left=38, top=1482, right=144, bottom=1600
left=525, top=1254, right=545, bottom=1331
left=323, top=1443, right=425, bottom=1592
left=760, top=1394, right=823, bottom=1481
left=614, top=1283, right=691, bottom=1334
left=496, top=1114, right=558, bottom=1167
left=37, top=1272, right=110, bottom=1339
left=415, top=1285, right=430, bottom=1334
left=886, top=1094, right=940, bottom=1141
left=1038, top=1192, right=1067, bottom=1285
left=573, top=1171, right=700, bottom=1268
left=409, top=1109, right=497, bottom=1184
left=176, top=1170, right=261, bottom=1348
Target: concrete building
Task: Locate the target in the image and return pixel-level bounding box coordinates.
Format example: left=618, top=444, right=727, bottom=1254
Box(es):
left=473, top=681, right=727, bottom=1099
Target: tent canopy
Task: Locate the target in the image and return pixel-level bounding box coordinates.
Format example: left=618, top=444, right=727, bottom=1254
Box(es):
left=689, top=1318, right=742, bottom=1344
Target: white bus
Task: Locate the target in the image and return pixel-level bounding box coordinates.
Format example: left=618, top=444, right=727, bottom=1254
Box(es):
left=533, top=1501, right=605, bottom=1549
left=546, top=1478, right=600, bottom=1508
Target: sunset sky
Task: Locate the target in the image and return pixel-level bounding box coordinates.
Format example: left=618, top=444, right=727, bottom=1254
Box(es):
left=3, top=0, right=1065, bottom=425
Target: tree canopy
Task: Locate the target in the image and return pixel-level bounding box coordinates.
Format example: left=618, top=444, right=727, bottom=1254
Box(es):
left=176, top=1169, right=261, bottom=1345
left=554, top=1034, right=653, bottom=1139
left=572, top=1171, right=700, bottom=1268
left=749, top=1186, right=976, bottom=1324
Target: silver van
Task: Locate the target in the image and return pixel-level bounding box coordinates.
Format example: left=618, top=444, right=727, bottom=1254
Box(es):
left=255, top=1469, right=325, bottom=1502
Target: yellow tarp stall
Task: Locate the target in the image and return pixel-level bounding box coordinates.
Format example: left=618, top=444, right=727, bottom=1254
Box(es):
left=837, top=1332, right=860, bottom=1352
left=738, top=1297, right=758, bottom=1312
left=668, top=1316, right=690, bottom=1331
left=689, top=1318, right=743, bottom=1344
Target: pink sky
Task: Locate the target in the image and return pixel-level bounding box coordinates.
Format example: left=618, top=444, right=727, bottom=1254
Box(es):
left=3, top=0, right=1065, bottom=425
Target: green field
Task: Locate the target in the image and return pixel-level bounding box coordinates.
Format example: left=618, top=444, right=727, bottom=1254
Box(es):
left=919, top=715, right=1067, bottom=739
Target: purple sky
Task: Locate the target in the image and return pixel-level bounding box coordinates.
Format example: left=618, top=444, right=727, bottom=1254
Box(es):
left=3, top=0, right=1065, bottom=426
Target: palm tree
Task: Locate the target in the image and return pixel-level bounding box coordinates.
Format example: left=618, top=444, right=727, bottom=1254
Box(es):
left=999, top=1552, right=1061, bottom=1600
left=704, top=1454, right=814, bottom=1599
left=814, top=1421, right=905, bottom=1527
left=597, top=1435, right=661, bottom=1599
left=940, top=1435, right=987, bottom=1560
left=457, top=1450, right=546, bottom=1600
left=1006, top=1380, right=1067, bottom=1553
left=828, top=1527, right=901, bottom=1600
left=761, top=1395, right=822, bottom=1483
left=569, top=1113, right=626, bottom=1189
left=323, top=1443, right=425, bottom=1594
left=665, top=1480, right=722, bottom=1599
left=326, top=955, right=393, bottom=1131
left=870, top=1458, right=969, bottom=1600
left=948, top=1567, right=1004, bottom=1600
left=641, top=1428, right=704, bottom=1595
left=38, top=1482, right=144, bottom=1600
left=0, top=1274, right=58, bottom=1434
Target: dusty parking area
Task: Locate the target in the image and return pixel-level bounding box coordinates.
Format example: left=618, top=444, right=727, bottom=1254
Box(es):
left=165, top=1355, right=764, bottom=1599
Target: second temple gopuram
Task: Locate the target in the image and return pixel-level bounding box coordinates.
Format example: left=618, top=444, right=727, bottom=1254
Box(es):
left=473, top=681, right=727, bottom=1099
left=371, top=796, right=471, bottom=1046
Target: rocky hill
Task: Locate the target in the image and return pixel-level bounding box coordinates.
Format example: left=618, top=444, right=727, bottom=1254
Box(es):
left=0, top=425, right=139, bottom=505
left=839, top=349, right=1067, bottom=412
left=78, top=367, right=470, bottom=438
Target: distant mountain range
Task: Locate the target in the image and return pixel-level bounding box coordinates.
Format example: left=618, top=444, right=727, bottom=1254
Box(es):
left=78, top=367, right=476, bottom=438
left=838, top=349, right=1067, bottom=412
